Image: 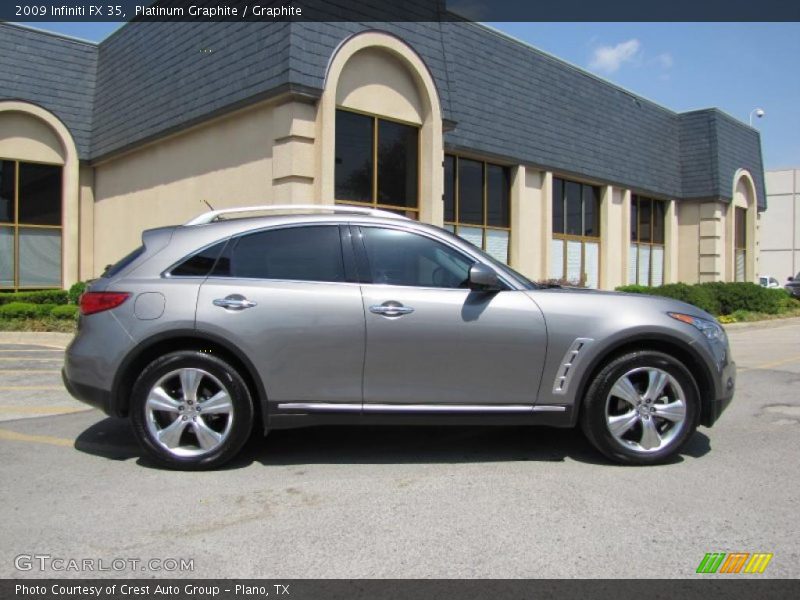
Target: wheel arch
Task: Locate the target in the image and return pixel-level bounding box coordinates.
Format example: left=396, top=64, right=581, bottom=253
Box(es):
left=111, top=330, right=269, bottom=432
left=573, top=334, right=716, bottom=427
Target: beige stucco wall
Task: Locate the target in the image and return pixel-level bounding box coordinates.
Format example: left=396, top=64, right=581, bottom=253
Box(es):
left=0, top=111, right=65, bottom=165
left=600, top=185, right=626, bottom=289
left=78, top=165, right=94, bottom=281
left=335, top=48, right=423, bottom=125
left=93, top=102, right=277, bottom=273
left=677, top=201, right=701, bottom=283
left=761, top=168, right=799, bottom=279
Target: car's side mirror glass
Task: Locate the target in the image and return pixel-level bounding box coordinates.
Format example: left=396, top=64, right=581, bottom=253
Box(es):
left=468, top=264, right=501, bottom=291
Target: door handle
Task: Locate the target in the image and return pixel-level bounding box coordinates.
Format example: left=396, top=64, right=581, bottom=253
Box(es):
left=213, top=294, right=257, bottom=310
left=369, top=302, right=414, bottom=317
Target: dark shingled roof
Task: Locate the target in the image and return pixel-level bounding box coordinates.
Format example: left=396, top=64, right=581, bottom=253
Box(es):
left=0, top=17, right=766, bottom=208
left=0, top=23, right=97, bottom=159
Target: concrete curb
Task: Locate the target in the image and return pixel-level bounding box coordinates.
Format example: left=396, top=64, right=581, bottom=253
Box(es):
left=0, top=332, right=73, bottom=348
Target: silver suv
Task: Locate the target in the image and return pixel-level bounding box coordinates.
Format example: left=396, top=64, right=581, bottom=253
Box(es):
left=63, top=205, right=735, bottom=469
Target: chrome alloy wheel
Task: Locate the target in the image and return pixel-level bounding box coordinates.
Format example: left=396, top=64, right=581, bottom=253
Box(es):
left=604, top=367, right=687, bottom=454
left=144, top=368, right=234, bottom=457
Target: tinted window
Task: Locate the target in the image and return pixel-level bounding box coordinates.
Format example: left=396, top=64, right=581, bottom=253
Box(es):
left=171, top=241, right=227, bottom=277
left=0, top=161, right=14, bottom=223
left=458, top=159, right=483, bottom=225
left=361, top=227, right=473, bottom=288
left=444, top=154, right=455, bottom=222
left=335, top=111, right=373, bottom=202
left=18, top=163, right=62, bottom=225
left=377, top=119, right=418, bottom=208
left=552, top=177, right=564, bottom=234
left=226, top=226, right=345, bottom=282
left=638, top=197, right=652, bottom=243
left=565, top=181, right=582, bottom=236
left=652, top=199, right=665, bottom=244
left=583, top=185, right=599, bottom=236
left=487, top=164, right=510, bottom=227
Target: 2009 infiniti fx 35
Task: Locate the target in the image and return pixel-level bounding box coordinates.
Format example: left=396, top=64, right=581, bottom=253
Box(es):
left=63, top=205, right=735, bottom=469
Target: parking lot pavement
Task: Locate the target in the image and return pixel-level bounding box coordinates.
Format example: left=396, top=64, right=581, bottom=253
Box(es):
left=1, top=320, right=799, bottom=579
left=0, top=344, right=90, bottom=422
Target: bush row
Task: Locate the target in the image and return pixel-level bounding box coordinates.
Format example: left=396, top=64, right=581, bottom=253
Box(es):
left=0, top=289, right=68, bottom=306
left=0, top=302, right=78, bottom=320
left=615, top=282, right=796, bottom=316
left=0, top=281, right=88, bottom=307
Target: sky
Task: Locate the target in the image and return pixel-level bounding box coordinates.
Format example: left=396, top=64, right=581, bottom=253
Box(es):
left=19, top=21, right=800, bottom=170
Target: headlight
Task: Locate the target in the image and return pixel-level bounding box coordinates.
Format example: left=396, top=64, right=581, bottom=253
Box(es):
left=668, top=312, right=726, bottom=344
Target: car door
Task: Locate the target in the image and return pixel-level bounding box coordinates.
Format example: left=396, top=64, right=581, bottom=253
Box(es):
left=354, top=224, right=547, bottom=407
left=195, top=224, right=365, bottom=406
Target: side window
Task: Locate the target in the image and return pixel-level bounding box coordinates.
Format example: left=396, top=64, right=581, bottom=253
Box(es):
left=361, top=227, right=473, bottom=288
left=226, top=226, right=346, bottom=283
left=170, top=240, right=227, bottom=277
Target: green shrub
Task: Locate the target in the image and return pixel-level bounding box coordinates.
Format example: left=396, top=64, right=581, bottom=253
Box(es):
left=68, top=281, right=88, bottom=304
left=617, top=282, right=719, bottom=314
left=0, top=302, right=57, bottom=319
left=699, top=282, right=784, bottom=315
left=0, top=289, right=68, bottom=306
left=615, top=282, right=791, bottom=316
left=50, top=304, right=79, bottom=320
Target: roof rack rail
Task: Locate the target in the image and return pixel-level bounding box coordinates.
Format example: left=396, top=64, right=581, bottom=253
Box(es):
left=184, top=204, right=409, bottom=226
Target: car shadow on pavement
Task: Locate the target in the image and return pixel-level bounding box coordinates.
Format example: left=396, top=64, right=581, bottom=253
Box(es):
left=73, top=418, right=711, bottom=469
left=73, top=417, right=141, bottom=461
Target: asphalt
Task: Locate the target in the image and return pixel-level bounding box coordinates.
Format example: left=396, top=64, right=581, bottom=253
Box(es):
left=0, top=321, right=798, bottom=579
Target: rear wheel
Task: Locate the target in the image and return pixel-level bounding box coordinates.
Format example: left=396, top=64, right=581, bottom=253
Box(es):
left=580, top=351, right=699, bottom=465
left=131, top=351, right=254, bottom=470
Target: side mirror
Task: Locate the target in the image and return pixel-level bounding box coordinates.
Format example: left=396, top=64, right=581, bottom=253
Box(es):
left=788, top=276, right=795, bottom=282
left=468, top=264, right=501, bottom=291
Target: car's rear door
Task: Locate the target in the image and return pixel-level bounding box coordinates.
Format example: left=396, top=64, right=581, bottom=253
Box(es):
left=354, top=224, right=547, bottom=407
left=195, top=224, right=365, bottom=407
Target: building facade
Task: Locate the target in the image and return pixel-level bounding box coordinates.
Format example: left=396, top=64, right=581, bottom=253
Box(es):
left=761, top=168, right=799, bottom=281
left=0, top=15, right=766, bottom=291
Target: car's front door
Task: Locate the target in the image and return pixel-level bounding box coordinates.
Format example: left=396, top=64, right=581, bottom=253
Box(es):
left=354, top=225, right=547, bottom=406
left=195, top=224, right=365, bottom=406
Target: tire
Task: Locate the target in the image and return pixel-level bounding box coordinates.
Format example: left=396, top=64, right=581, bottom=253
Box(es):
left=130, top=350, right=254, bottom=470
left=580, top=350, right=700, bottom=465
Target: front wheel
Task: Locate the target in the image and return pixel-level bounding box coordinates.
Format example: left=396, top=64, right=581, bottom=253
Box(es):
left=580, top=351, right=700, bottom=465
left=130, top=351, right=254, bottom=470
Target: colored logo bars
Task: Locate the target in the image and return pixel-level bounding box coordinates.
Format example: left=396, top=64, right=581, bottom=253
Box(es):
left=696, top=553, right=773, bottom=574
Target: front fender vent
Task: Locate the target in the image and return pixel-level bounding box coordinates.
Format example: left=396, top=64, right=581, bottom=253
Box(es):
left=553, top=338, right=594, bottom=395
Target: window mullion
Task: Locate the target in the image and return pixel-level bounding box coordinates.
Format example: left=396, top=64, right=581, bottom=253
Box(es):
left=372, top=117, right=378, bottom=206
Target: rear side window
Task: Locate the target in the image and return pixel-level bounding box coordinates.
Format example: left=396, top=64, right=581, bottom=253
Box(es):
left=102, top=246, right=145, bottom=279
left=170, top=241, right=227, bottom=277
left=215, top=226, right=346, bottom=283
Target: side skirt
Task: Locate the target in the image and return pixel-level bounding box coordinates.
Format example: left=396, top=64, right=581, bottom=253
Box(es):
left=266, top=403, right=573, bottom=430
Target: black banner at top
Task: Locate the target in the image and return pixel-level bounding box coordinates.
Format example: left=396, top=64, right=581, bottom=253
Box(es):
left=2, top=0, right=800, bottom=23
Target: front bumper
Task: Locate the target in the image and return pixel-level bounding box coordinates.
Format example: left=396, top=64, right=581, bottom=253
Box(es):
left=701, top=358, right=735, bottom=428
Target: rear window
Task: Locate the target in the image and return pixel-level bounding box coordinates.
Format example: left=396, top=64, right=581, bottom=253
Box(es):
left=102, top=246, right=145, bottom=279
